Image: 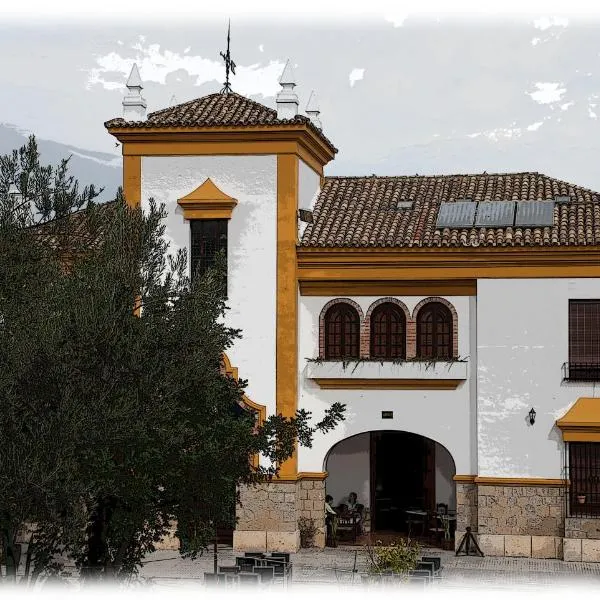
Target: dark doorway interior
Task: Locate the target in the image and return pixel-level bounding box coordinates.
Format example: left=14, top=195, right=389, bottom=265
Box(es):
left=370, top=431, right=435, bottom=532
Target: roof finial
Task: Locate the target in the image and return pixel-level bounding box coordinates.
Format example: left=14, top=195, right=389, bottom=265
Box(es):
left=276, top=59, right=299, bottom=120
left=219, top=19, right=236, bottom=94
left=306, top=91, right=321, bottom=130
left=122, top=63, right=147, bottom=122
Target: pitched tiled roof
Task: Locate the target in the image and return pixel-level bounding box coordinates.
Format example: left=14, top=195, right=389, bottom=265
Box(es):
left=300, top=172, right=600, bottom=248
left=104, top=92, right=337, bottom=153
left=33, top=201, right=116, bottom=252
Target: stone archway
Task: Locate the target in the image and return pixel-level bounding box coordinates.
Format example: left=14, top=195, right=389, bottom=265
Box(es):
left=324, top=430, right=456, bottom=540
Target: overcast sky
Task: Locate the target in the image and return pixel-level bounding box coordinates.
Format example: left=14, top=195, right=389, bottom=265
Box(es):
left=2, top=4, right=600, bottom=190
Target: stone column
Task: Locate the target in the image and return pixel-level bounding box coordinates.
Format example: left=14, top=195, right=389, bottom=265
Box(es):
left=564, top=517, right=600, bottom=562
left=296, top=479, right=326, bottom=548
left=234, top=481, right=300, bottom=552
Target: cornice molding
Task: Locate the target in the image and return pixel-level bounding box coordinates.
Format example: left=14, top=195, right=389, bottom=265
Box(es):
left=177, top=178, right=238, bottom=220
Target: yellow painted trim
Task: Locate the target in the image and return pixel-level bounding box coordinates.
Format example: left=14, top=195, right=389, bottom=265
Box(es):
left=556, top=398, right=600, bottom=442
left=313, top=378, right=463, bottom=390
left=299, top=279, right=477, bottom=296
left=110, top=125, right=332, bottom=175
left=453, top=475, right=476, bottom=483
left=177, top=178, right=238, bottom=220
left=123, top=155, right=141, bottom=208
left=562, top=430, right=600, bottom=442
left=297, top=247, right=600, bottom=280
left=277, top=154, right=299, bottom=478
left=276, top=471, right=328, bottom=482
left=474, top=477, right=567, bottom=487
left=221, top=353, right=267, bottom=469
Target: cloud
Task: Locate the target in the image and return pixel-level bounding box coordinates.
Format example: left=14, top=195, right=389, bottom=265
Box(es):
left=533, top=16, right=569, bottom=30
left=85, top=40, right=286, bottom=98
left=527, top=82, right=566, bottom=105
left=385, top=14, right=409, bottom=27
left=526, top=121, right=543, bottom=131
left=259, top=44, right=264, bottom=52
left=349, top=68, right=365, bottom=88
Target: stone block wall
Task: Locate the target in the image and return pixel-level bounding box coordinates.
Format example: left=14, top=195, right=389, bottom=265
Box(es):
left=477, top=485, right=565, bottom=537
left=296, top=479, right=326, bottom=548
left=234, top=481, right=300, bottom=552
left=456, top=481, right=478, bottom=534
left=565, top=517, right=600, bottom=539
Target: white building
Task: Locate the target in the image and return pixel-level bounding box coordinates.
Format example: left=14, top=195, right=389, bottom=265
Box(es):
left=106, top=64, right=600, bottom=562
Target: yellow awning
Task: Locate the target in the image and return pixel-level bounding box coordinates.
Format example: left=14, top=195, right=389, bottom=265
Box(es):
left=556, top=397, right=600, bottom=442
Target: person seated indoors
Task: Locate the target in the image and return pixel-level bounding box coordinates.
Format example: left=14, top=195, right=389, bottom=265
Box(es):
left=347, top=492, right=359, bottom=512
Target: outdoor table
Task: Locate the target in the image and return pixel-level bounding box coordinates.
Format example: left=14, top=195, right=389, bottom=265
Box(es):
left=405, top=509, right=428, bottom=537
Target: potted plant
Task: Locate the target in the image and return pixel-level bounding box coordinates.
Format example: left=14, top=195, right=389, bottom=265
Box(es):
left=577, top=494, right=586, bottom=505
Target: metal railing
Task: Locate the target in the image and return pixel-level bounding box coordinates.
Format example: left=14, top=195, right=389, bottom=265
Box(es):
left=562, top=362, right=600, bottom=382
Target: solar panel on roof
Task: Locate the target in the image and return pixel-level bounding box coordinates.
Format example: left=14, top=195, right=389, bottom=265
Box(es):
left=396, top=201, right=413, bottom=209
left=474, top=201, right=516, bottom=227
left=436, top=202, right=477, bottom=228
left=555, top=195, right=571, bottom=203
left=515, top=201, right=555, bottom=227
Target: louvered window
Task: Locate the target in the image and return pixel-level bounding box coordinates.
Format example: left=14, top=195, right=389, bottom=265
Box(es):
left=568, top=300, right=600, bottom=381
left=190, top=220, right=228, bottom=293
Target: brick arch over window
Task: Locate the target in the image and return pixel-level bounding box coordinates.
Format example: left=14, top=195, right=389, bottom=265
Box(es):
left=412, top=297, right=459, bottom=359
left=363, top=298, right=411, bottom=358
left=318, top=298, right=364, bottom=359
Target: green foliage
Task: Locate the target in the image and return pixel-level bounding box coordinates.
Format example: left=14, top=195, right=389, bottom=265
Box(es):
left=298, top=516, right=317, bottom=548
left=0, top=135, right=346, bottom=584
left=365, top=539, right=421, bottom=575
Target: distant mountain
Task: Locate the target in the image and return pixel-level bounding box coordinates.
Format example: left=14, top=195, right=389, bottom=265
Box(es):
left=0, top=123, right=122, bottom=203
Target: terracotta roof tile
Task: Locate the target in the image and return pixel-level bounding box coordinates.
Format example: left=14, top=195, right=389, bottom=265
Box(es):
left=300, top=172, right=600, bottom=248
left=104, top=92, right=337, bottom=153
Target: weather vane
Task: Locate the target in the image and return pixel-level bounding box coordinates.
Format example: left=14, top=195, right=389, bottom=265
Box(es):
left=220, top=20, right=236, bottom=94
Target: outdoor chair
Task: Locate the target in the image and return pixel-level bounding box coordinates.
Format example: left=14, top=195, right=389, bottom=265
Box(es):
left=219, top=565, right=240, bottom=574
left=421, top=556, right=442, bottom=573
left=204, top=572, right=227, bottom=585
left=236, top=557, right=257, bottom=572
left=253, top=565, right=275, bottom=583
left=337, top=512, right=360, bottom=543
left=238, top=572, right=260, bottom=586
left=270, top=552, right=290, bottom=564
left=407, top=571, right=431, bottom=587
left=415, top=560, right=439, bottom=580
left=264, top=558, right=287, bottom=579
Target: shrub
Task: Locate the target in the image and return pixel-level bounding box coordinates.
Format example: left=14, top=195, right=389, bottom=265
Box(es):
left=298, top=516, right=317, bottom=548
left=365, top=538, right=421, bottom=574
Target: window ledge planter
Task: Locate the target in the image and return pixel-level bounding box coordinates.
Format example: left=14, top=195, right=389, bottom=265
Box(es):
left=305, top=358, right=468, bottom=390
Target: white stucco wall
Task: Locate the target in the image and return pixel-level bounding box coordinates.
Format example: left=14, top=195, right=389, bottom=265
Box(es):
left=298, top=159, right=320, bottom=238
left=141, top=155, right=277, bottom=414
left=324, top=432, right=370, bottom=508
left=297, top=295, right=476, bottom=476
left=435, top=442, right=456, bottom=509
left=477, top=278, right=600, bottom=479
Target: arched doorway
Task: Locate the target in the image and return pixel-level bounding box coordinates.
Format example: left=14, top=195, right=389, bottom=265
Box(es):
left=324, top=431, right=456, bottom=535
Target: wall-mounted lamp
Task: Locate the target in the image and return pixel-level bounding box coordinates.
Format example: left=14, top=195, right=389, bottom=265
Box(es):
left=528, top=407, right=536, bottom=426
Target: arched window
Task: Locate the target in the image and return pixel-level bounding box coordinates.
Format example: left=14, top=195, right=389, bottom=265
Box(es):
left=324, top=303, right=360, bottom=359
left=370, top=303, right=406, bottom=359
left=416, top=302, right=452, bottom=359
